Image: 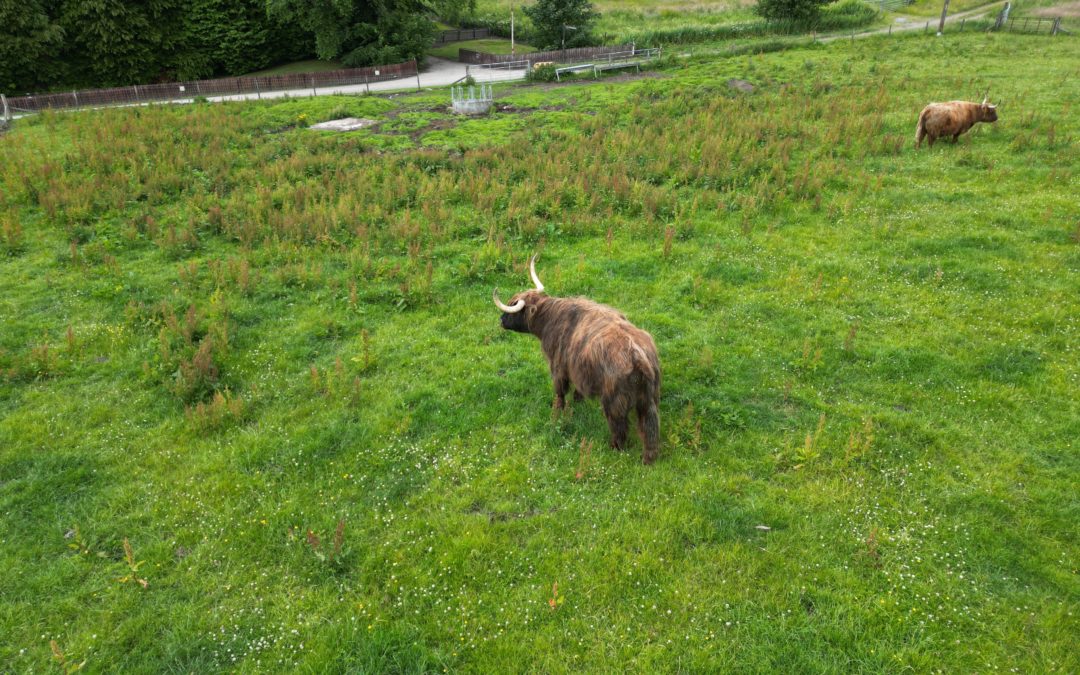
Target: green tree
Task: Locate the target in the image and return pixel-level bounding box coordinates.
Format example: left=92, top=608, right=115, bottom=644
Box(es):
left=524, top=0, right=598, bottom=50
left=0, top=0, right=64, bottom=92
left=54, top=0, right=182, bottom=87
left=172, top=0, right=307, bottom=80
left=755, top=0, right=831, bottom=23
left=266, top=0, right=470, bottom=66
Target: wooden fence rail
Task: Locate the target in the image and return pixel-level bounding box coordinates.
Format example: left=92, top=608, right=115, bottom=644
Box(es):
left=458, top=44, right=635, bottom=65
left=4, top=60, right=419, bottom=114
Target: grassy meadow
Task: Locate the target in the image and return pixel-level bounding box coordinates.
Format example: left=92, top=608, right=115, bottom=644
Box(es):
left=2, top=32, right=1079, bottom=672
left=469, top=0, right=880, bottom=45
left=428, top=38, right=539, bottom=61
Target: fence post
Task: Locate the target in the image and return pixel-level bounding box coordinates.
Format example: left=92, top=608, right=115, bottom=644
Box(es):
left=311, top=74, right=316, bottom=96
left=960, top=18, right=965, bottom=31
left=255, top=78, right=261, bottom=99
left=1052, top=17, right=1060, bottom=35
left=72, top=90, right=79, bottom=109
left=1, top=94, right=9, bottom=123
left=133, top=84, right=140, bottom=103
left=416, top=61, right=422, bottom=91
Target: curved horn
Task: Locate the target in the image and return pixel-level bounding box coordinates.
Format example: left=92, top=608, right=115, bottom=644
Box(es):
left=493, top=288, right=525, bottom=313
left=529, top=254, right=544, bottom=292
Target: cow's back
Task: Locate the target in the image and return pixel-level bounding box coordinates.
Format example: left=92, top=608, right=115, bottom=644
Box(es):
left=921, top=101, right=978, bottom=136
left=554, top=299, right=658, bottom=399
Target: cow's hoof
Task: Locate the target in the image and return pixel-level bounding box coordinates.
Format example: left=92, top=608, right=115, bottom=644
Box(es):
left=641, top=452, right=657, bottom=465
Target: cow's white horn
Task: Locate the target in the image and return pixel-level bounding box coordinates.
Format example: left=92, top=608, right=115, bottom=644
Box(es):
left=493, top=288, right=525, bottom=313
left=529, top=254, right=545, bottom=292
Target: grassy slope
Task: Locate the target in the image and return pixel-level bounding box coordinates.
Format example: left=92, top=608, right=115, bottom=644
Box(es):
left=2, top=33, right=1079, bottom=673
left=242, top=59, right=347, bottom=77
left=428, top=38, right=539, bottom=60
left=473, top=0, right=760, bottom=44
left=901, top=0, right=1002, bottom=17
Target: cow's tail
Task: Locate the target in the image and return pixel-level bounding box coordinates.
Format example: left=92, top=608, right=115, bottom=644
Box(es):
left=631, top=343, right=661, bottom=465
left=915, top=108, right=929, bottom=149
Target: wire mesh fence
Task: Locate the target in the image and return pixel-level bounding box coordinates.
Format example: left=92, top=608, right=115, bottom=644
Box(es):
left=3, top=60, right=419, bottom=115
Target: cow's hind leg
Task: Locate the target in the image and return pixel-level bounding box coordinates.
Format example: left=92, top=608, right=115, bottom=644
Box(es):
left=636, top=397, right=660, bottom=465
left=602, top=393, right=630, bottom=451
left=552, top=372, right=570, bottom=412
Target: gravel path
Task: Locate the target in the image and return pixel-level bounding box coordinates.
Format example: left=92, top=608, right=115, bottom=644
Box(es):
left=199, top=57, right=526, bottom=105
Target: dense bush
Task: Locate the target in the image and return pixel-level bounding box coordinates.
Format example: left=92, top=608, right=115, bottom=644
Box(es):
left=526, top=63, right=559, bottom=82
left=340, top=12, right=437, bottom=67
left=756, top=0, right=832, bottom=23
left=818, top=0, right=882, bottom=30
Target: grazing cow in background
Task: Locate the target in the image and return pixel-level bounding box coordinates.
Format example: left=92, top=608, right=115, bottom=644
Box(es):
left=915, top=97, right=999, bottom=148
left=493, top=255, right=662, bottom=465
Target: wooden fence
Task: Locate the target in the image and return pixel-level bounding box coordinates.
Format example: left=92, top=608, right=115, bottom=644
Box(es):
left=4, top=60, right=418, bottom=114
left=1000, top=16, right=1063, bottom=34
left=433, top=28, right=491, bottom=45
left=458, top=44, right=634, bottom=65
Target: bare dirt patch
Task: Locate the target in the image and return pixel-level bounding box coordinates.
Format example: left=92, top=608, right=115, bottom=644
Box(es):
left=410, top=118, right=457, bottom=142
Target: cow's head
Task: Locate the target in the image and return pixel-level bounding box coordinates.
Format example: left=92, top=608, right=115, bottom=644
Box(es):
left=493, top=254, right=545, bottom=334
left=980, top=97, right=998, bottom=123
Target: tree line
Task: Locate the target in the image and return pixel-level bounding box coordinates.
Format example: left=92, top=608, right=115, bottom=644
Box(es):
left=0, top=0, right=473, bottom=94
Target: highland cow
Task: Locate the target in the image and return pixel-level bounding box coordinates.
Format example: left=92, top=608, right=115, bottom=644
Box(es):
left=493, top=255, right=662, bottom=464
left=915, top=97, right=999, bottom=148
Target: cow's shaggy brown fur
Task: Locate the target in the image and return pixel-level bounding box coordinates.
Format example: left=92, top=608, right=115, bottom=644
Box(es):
left=915, top=100, right=998, bottom=148
left=497, top=287, right=662, bottom=465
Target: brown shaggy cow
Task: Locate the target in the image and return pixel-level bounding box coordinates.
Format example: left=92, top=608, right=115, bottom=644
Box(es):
left=493, top=255, right=662, bottom=464
left=915, top=97, right=999, bottom=148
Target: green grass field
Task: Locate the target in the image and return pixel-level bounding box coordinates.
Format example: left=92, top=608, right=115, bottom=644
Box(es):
left=243, top=59, right=346, bottom=77
left=473, top=0, right=758, bottom=44
left=471, top=0, right=880, bottom=46
left=901, top=0, right=1002, bottom=17
left=428, top=38, right=539, bottom=60
left=2, top=32, right=1078, bottom=672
